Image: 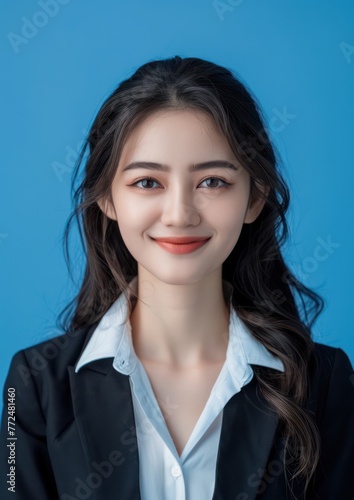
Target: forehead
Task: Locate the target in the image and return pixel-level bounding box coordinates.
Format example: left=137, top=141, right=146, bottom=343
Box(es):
left=118, top=108, right=234, bottom=166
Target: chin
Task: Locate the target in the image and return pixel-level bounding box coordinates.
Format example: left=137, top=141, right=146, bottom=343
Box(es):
left=140, top=264, right=217, bottom=288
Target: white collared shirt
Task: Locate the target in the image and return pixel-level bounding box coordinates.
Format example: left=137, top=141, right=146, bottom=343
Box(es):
left=75, top=278, right=284, bottom=500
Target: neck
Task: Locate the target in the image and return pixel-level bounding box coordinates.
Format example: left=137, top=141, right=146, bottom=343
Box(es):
left=129, top=268, right=230, bottom=369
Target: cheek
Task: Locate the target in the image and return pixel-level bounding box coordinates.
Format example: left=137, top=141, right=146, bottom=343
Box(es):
left=207, top=198, right=248, bottom=255
left=115, top=195, right=156, bottom=239
left=206, top=194, right=248, bottom=231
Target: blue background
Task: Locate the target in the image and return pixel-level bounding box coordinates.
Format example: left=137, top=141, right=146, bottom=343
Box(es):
left=1, top=0, right=353, bottom=399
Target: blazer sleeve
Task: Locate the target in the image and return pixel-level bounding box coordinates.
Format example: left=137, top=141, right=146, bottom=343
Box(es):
left=0, top=350, right=59, bottom=499
left=311, top=347, right=354, bottom=498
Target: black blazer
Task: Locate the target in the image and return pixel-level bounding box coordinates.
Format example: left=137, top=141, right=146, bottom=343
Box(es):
left=1, top=323, right=354, bottom=500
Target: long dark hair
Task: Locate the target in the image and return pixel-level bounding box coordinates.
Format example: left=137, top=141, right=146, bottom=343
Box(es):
left=58, top=56, right=324, bottom=492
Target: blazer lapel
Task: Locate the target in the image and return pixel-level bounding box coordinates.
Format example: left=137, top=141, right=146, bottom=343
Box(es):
left=68, top=346, right=278, bottom=500
left=212, top=373, right=279, bottom=500
left=68, top=360, right=141, bottom=500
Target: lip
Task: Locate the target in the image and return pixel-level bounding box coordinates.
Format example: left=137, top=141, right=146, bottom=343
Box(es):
left=151, top=236, right=211, bottom=244
left=150, top=236, right=211, bottom=255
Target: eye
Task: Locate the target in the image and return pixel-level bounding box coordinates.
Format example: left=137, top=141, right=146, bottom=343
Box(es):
left=198, top=177, right=231, bottom=189
left=131, top=177, right=161, bottom=189
left=130, top=176, right=231, bottom=190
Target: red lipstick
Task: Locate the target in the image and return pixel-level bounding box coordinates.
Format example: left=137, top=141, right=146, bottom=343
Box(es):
left=151, top=236, right=211, bottom=255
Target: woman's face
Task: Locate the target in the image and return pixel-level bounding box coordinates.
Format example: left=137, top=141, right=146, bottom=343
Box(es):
left=99, top=109, right=266, bottom=285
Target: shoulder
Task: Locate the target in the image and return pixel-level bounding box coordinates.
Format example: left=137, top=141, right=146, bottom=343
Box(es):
left=307, top=341, right=354, bottom=419
left=4, top=322, right=99, bottom=390
left=305, top=344, right=354, bottom=496
left=309, top=342, right=353, bottom=379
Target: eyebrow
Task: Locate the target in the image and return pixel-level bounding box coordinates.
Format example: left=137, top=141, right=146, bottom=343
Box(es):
left=121, top=160, right=239, bottom=173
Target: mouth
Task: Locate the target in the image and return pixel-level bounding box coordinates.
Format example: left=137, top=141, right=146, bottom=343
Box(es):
left=152, top=236, right=211, bottom=244
left=150, top=236, right=211, bottom=255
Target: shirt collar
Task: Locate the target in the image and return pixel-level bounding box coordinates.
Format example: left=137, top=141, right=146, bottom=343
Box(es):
left=75, top=277, right=284, bottom=375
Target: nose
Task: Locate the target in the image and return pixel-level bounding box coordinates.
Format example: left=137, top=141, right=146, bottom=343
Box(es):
left=160, top=184, right=200, bottom=227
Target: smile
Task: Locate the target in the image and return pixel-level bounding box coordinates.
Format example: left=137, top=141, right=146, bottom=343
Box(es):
left=151, top=236, right=211, bottom=255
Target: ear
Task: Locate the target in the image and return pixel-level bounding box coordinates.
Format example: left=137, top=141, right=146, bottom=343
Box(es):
left=243, top=182, right=269, bottom=224
left=96, top=196, right=118, bottom=221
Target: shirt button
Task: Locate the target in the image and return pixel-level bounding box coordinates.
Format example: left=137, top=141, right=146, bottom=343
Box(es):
left=171, top=465, right=181, bottom=478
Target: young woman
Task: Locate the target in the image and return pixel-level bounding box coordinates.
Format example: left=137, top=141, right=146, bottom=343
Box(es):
left=1, top=56, right=353, bottom=500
